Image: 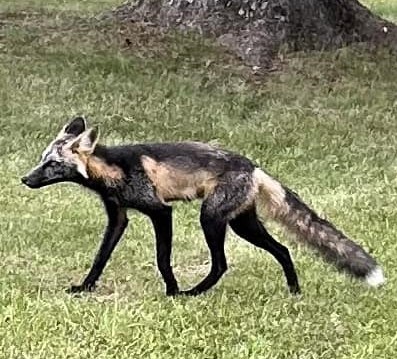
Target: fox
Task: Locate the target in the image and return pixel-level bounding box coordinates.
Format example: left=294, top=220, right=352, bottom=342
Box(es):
left=21, top=116, right=385, bottom=297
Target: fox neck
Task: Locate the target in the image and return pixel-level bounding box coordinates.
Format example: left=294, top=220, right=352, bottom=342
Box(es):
left=78, top=144, right=125, bottom=190
left=91, top=143, right=109, bottom=159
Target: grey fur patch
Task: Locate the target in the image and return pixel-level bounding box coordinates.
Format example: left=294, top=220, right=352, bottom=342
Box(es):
left=202, top=171, right=255, bottom=221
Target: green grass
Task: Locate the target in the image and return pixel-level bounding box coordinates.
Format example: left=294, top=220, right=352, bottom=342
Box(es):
left=364, top=0, right=397, bottom=22
left=1, top=1, right=397, bottom=358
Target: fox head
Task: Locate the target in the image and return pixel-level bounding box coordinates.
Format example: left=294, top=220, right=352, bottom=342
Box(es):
left=21, top=117, right=99, bottom=189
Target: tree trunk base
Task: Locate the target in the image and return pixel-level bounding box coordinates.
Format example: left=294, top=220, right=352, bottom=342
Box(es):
left=100, top=0, right=397, bottom=69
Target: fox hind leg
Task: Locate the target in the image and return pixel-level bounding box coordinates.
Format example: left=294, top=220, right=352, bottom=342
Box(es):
left=148, top=207, right=179, bottom=296
left=180, top=172, right=253, bottom=296
left=229, top=207, right=301, bottom=295
left=180, top=206, right=228, bottom=296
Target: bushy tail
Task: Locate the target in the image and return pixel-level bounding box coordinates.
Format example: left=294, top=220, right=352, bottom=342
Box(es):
left=253, top=168, right=385, bottom=287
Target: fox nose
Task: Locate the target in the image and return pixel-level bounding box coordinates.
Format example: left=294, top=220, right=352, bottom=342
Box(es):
left=21, top=176, right=28, bottom=184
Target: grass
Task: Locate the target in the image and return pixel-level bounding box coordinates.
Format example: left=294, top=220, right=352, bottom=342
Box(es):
left=0, top=0, right=397, bottom=358
left=0, top=0, right=119, bottom=13
left=364, top=0, right=397, bottom=22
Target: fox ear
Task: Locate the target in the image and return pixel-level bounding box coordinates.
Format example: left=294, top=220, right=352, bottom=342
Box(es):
left=60, top=116, right=87, bottom=137
left=71, top=127, right=99, bottom=154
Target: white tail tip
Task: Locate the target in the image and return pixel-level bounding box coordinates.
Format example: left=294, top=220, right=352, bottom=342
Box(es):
left=365, top=267, right=386, bottom=287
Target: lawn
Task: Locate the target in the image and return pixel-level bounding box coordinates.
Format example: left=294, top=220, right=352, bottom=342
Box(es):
left=0, top=0, right=396, bottom=358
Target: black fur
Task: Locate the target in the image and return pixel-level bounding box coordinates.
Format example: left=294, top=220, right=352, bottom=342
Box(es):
left=230, top=208, right=300, bottom=294
left=64, top=116, right=86, bottom=136
left=21, top=160, right=77, bottom=188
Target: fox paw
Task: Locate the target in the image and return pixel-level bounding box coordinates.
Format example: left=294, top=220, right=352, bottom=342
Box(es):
left=289, top=284, right=302, bottom=296
left=66, top=283, right=96, bottom=295
left=178, top=289, right=201, bottom=296
left=165, top=287, right=180, bottom=297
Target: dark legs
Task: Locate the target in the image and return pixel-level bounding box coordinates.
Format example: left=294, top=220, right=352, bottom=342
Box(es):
left=180, top=211, right=228, bottom=296
left=229, top=208, right=300, bottom=294
left=68, top=198, right=128, bottom=293
left=67, top=196, right=179, bottom=296
left=180, top=205, right=300, bottom=297
left=66, top=192, right=299, bottom=297
left=148, top=207, right=179, bottom=296
left=148, top=205, right=228, bottom=297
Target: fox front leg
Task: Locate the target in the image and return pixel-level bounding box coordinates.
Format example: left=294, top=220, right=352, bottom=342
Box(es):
left=147, top=207, right=180, bottom=296
left=67, top=197, right=128, bottom=294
